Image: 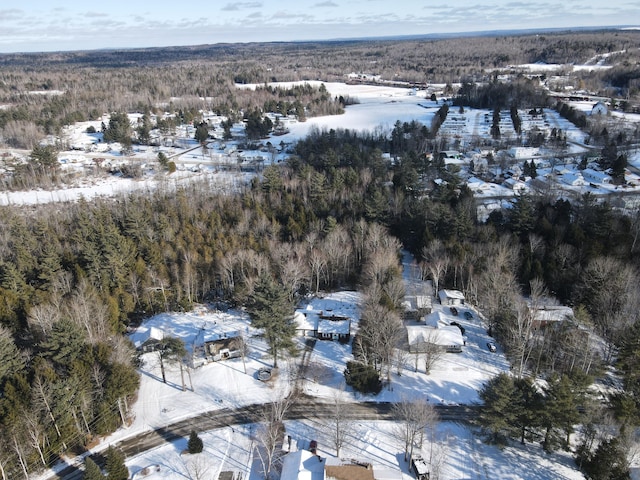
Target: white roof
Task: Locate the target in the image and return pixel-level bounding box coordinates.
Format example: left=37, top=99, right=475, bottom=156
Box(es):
left=438, top=289, right=465, bottom=301
left=131, top=326, right=164, bottom=348
left=407, top=325, right=464, bottom=347
left=423, top=311, right=450, bottom=328
left=318, top=318, right=350, bottom=335
left=280, top=450, right=325, bottom=480
left=532, top=305, right=574, bottom=323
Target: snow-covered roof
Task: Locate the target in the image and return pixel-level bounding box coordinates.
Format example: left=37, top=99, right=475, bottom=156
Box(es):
left=438, top=289, right=465, bottom=302
left=423, top=310, right=450, bottom=328
left=531, top=305, right=574, bottom=323
left=407, top=325, right=464, bottom=347
left=280, top=449, right=325, bottom=480
left=131, top=326, right=163, bottom=348
left=317, top=318, right=350, bottom=335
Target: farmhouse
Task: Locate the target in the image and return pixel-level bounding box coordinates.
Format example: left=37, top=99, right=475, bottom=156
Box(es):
left=438, top=289, right=465, bottom=306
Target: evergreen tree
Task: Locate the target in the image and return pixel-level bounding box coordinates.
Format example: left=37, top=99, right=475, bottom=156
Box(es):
left=581, top=437, right=630, bottom=480
left=105, top=446, right=128, bottom=480
left=478, top=373, right=517, bottom=445
left=194, top=122, right=209, bottom=145
left=246, top=274, right=296, bottom=368
left=188, top=430, right=204, bottom=454
left=84, top=457, right=105, bottom=480
left=541, top=374, right=583, bottom=451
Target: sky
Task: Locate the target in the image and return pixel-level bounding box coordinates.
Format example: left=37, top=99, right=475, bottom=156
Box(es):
left=0, top=1, right=638, bottom=53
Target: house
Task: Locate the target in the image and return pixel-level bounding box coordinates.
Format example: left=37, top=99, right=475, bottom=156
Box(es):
left=591, top=101, right=608, bottom=116
left=530, top=304, right=574, bottom=329
left=560, top=172, right=585, bottom=187
left=132, top=326, right=164, bottom=352
left=280, top=450, right=326, bottom=480
left=408, top=311, right=466, bottom=353
left=203, top=334, right=242, bottom=362
left=295, top=307, right=353, bottom=342
left=317, top=313, right=351, bottom=342
left=438, top=289, right=465, bottom=306
left=582, top=168, right=612, bottom=185
left=402, top=295, right=433, bottom=319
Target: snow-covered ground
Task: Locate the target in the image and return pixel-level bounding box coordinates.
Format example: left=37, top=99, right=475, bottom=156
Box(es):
left=66, top=251, right=583, bottom=480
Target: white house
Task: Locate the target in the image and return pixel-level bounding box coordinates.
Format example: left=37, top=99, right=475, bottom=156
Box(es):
left=438, top=289, right=465, bottom=306
left=560, top=172, right=585, bottom=186
left=582, top=168, right=612, bottom=185
left=591, top=101, right=608, bottom=116
left=406, top=324, right=464, bottom=353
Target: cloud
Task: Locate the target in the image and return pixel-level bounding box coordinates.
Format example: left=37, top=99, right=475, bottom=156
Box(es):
left=314, top=1, right=339, bottom=6
left=222, top=2, right=262, bottom=11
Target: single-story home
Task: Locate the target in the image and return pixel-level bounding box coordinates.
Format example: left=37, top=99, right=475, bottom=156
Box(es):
left=132, top=326, right=164, bottom=352
left=530, top=305, right=574, bottom=329
left=582, top=168, right=612, bottom=185
left=295, top=308, right=352, bottom=342
left=407, top=324, right=464, bottom=353
left=317, top=314, right=351, bottom=342
left=438, top=289, right=465, bottom=306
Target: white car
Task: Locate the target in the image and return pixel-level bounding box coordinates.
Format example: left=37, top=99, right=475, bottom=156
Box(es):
left=487, top=342, right=497, bottom=353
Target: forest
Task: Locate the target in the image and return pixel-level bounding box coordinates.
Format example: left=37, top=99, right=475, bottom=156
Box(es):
left=1, top=29, right=640, bottom=478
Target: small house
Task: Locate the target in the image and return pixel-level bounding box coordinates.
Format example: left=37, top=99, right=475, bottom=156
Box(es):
left=317, top=313, right=351, bottom=342
left=132, top=326, right=164, bottom=352
left=438, top=289, right=465, bottom=306
left=203, top=333, right=242, bottom=362
left=407, top=324, right=464, bottom=354
left=591, top=101, right=608, bottom=116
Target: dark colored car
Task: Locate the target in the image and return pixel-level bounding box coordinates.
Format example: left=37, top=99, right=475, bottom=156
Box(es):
left=487, top=342, right=497, bottom=352
left=464, top=311, right=473, bottom=320
left=449, top=306, right=458, bottom=316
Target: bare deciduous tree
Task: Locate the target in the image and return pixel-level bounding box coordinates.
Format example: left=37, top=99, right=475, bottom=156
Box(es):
left=392, top=396, right=439, bottom=463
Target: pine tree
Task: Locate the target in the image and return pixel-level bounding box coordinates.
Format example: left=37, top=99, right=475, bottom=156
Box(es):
left=478, top=373, right=517, bottom=445
left=84, top=457, right=105, bottom=480
left=188, top=430, right=204, bottom=454
left=105, top=446, right=128, bottom=480
left=247, top=274, right=296, bottom=368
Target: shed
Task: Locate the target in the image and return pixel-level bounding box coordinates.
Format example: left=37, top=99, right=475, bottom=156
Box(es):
left=438, top=289, right=465, bottom=306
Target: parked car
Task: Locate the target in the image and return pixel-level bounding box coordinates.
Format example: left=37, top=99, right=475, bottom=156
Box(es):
left=449, top=306, right=458, bottom=316
left=487, top=342, right=497, bottom=352
left=464, top=311, right=473, bottom=320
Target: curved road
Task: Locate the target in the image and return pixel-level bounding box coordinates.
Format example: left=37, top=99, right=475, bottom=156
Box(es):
left=47, top=396, right=480, bottom=479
